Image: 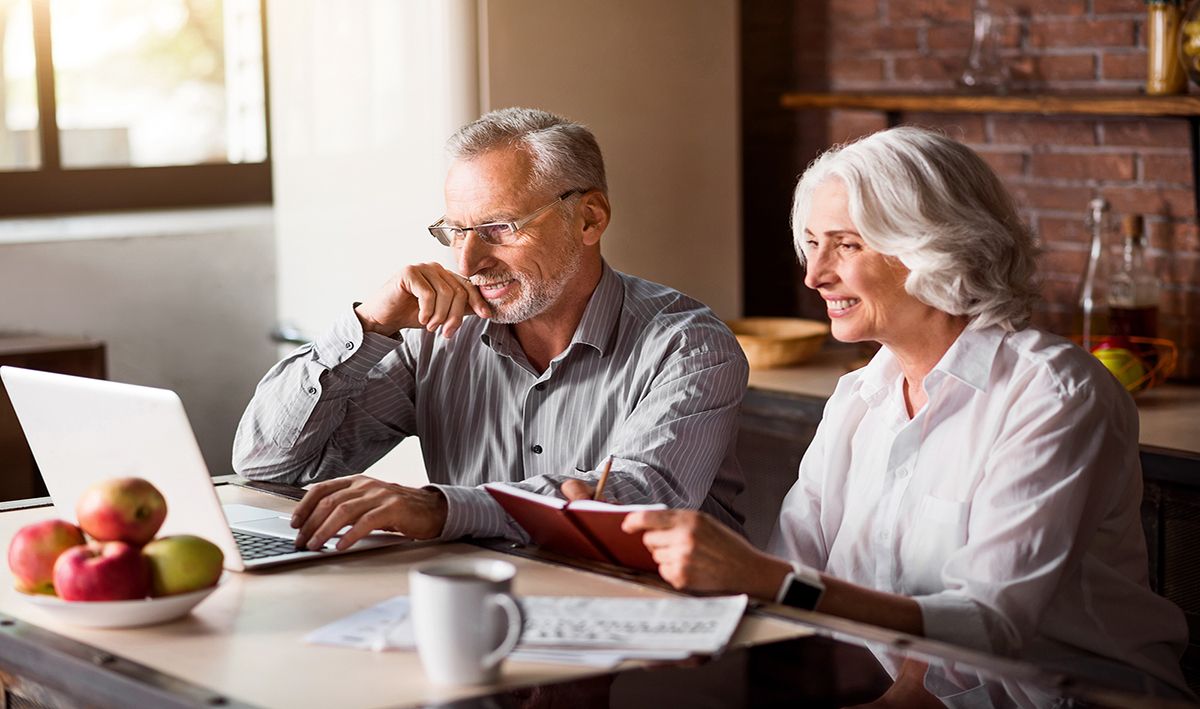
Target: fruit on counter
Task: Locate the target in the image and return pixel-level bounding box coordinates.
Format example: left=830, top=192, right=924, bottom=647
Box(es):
left=7, top=520, right=87, bottom=595
left=143, top=535, right=224, bottom=597
left=75, top=477, right=167, bottom=546
left=52, top=541, right=151, bottom=601
left=1091, top=338, right=1147, bottom=392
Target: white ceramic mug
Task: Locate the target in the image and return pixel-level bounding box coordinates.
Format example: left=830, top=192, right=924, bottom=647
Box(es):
left=409, top=559, right=524, bottom=685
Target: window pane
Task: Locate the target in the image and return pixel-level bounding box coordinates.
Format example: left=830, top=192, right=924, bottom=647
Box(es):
left=1, top=0, right=40, bottom=170
left=50, top=0, right=267, bottom=169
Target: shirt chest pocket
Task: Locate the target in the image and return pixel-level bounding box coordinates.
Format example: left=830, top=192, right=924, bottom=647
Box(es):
left=897, top=494, right=969, bottom=596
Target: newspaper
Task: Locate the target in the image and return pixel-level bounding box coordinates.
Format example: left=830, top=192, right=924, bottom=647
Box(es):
left=305, top=594, right=748, bottom=668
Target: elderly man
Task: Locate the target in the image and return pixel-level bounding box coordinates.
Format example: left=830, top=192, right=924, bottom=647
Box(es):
left=233, top=107, right=747, bottom=552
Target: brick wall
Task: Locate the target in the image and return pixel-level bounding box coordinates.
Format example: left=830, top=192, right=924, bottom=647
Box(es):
left=745, top=0, right=1199, bottom=380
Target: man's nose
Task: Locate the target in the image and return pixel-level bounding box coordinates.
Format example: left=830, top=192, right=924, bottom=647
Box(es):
left=455, top=231, right=494, bottom=276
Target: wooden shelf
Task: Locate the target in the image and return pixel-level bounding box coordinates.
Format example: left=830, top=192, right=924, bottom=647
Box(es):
left=780, top=91, right=1200, bottom=117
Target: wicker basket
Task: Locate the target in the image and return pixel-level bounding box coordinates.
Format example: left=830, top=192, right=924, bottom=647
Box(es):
left=726, top=317, right=830, bottom=369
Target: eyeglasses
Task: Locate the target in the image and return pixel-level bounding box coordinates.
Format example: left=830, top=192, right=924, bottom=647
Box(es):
left=428, top=189, right=582, bottom=247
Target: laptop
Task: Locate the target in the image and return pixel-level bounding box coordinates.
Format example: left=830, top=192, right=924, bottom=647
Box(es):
left=0, top=366, right=410, bottom=571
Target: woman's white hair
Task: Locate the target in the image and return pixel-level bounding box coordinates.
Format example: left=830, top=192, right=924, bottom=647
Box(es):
left=791, top=126, right=1038, bottom=332
left=447, top=107, right=607, bottom=198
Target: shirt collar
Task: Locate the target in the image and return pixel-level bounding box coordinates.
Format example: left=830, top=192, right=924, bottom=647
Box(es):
left=569, top=262, right=623, bottom=356
left=930, top=323, right=1006, bottom=393
left=853, top=323, right=1007, bottom=405
left=480, top=261, right=623, bottom=359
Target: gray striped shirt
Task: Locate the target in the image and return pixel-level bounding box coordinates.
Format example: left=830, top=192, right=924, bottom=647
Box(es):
left=232, top=264, right=747, bottom=540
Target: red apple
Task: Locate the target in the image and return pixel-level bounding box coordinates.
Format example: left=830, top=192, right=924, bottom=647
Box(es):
left=52, top=542, right=151, bottom=601
left=143, top=535, right=224, bottom=597
left=8, top=519, right=87, bottom=595
left=75, top=477, right=167, bottom=546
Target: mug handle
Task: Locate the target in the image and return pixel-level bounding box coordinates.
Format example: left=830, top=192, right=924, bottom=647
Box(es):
left=481, top=593, right=524, bottom=672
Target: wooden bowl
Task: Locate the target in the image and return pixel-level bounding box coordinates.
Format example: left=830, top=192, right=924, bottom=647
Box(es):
left=725, top=317, right=830, bottom=369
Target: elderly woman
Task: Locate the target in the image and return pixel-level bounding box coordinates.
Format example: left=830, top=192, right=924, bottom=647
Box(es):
left=618, top=127, right=1189, bottom=699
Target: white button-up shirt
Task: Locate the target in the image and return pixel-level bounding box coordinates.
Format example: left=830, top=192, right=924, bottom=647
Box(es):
left=768, top=325, right=1188, bottom=693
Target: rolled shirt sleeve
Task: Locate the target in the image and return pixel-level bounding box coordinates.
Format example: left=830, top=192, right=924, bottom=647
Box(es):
left=232, top=305, right=419, bottom=485
left=232, top=265, right=748, bottom=544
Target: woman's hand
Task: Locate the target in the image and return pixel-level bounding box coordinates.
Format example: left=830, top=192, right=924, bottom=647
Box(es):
left=622, top=509, right=793, bottom=599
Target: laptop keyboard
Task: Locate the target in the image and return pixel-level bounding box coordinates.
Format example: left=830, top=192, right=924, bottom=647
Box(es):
left=232, top=529, right=308, bottom=560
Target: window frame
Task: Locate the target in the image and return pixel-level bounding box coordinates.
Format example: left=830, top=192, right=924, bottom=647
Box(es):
left=0, top=0, right=273, bottom=217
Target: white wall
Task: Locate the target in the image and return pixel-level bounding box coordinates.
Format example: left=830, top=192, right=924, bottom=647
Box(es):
left=0, top=208, right=278, bottom=476
left=266, top=0, right=482, bottom=486
left=481, top=0, right=742, bottom=317
left=267, top=0, right=479, bottom=339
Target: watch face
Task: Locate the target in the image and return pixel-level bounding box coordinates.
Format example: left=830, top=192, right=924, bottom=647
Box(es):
left=783, top=577, right=823, bottom=611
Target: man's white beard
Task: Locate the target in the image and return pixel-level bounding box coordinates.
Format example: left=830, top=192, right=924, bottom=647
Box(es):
left=478, top=237, right=584, bottom=325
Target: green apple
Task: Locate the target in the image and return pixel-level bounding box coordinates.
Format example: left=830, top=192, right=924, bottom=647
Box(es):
left=142, top=535, right=224, bottom=597
left=1092, top=345, right=1146, bottom=392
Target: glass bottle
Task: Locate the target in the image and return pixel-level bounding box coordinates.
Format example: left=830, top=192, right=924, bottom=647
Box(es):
left=959, top=0, right=1009, bottom=92
left=1108, top=214, right=1161, bottom=365
left=1147, top=0, right=1187, bottom=95
left=1077, top=198, right=1113, bottom=352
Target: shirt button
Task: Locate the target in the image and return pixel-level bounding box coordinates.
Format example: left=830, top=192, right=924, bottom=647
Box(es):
left=531, top=444, right=543, bottom=454
left=345, top=341, right=354, bottom=350
left=307, top=387, right=317, bottom=395
left=534, top=383, right=546, bottom=392
left=896, top=467, right=910, bottom=478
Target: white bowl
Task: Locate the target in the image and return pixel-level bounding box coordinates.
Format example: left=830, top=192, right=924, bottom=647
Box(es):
left=19, top=579, right=223, bottom=629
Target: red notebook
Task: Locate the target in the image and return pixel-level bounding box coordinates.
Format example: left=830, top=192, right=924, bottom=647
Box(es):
left=484, top=483, right=666, bottom=572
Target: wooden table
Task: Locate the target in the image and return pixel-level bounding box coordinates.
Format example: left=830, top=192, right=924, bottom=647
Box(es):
left=0, top=483, right=806, bottom=708
left=0, top=481, right=1185, bottom=708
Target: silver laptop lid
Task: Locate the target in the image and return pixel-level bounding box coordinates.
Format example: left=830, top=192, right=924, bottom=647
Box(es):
left=0, top=366, right=248, bottom=571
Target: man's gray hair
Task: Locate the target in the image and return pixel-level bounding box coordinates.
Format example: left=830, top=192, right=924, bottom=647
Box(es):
left=447, top=107, right=608, bottom=196
left=791, top=126, right=1038, bottom=332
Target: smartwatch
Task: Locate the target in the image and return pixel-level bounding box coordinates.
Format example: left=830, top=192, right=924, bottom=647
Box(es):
left=775, top=563, right=825, bottom=610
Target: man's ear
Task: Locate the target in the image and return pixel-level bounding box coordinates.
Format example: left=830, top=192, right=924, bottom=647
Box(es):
left=579, top=191, right=610, bottom=247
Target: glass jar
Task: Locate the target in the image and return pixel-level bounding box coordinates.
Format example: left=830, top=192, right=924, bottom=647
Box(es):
left=1147, top=0, right=1187, bottom=95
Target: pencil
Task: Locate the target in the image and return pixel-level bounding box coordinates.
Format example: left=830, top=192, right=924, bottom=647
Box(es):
left=593, top=454, right=614, bottom=501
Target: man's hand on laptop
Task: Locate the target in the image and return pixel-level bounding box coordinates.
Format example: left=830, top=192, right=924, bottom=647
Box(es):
left=290, top=476, right=448, bottom=551
left=355, top=263, right=491, bottom=339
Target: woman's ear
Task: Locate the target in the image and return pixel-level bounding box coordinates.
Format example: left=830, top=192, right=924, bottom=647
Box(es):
left=579, top=191, right=611, bottom=247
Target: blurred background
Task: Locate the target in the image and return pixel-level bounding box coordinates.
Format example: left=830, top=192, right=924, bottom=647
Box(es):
left=0, top=0, right=1196, bottom=493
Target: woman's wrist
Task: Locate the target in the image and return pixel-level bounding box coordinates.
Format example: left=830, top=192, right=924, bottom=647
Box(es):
left=751, top=554, right=796, bottom=601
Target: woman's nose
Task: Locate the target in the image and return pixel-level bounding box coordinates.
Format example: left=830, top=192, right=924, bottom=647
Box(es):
left=803, top=247, right=831, bottom=290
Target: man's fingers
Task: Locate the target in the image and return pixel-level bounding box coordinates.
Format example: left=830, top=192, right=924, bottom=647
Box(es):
left=303, top=495, right=375, bottom=550
left=296, top=485, right=369, bottom=547
left=560, top=478, right=596, bottom=502
left=466, top=284, right=491, bottom=319
left=444, top=271, right=491, bottom=320
left=442, top=288, right=469, bottom=338
left=432, top=271, right=472, bottom=337
left=291, top=477, right=355, bottom=528
left=423, top=272, right=458, bottom=331
left=403, top=269, right=441, bottom=326
left=334, top=508, right=393, bottom=551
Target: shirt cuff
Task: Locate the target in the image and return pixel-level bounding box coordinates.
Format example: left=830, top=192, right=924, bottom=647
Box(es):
left=914, top=591, right=996, bottom=655
left=430, top=484, right=525, bottom=542
left=312, top=305, right=401, bottom=379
